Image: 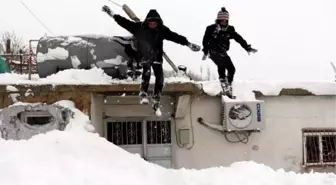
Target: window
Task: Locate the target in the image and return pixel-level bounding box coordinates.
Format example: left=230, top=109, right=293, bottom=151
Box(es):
left=106, top=120, right=172, bottom=145
left=27, top=116, right=53, bottom=125
left=303, top=129, right=336, bottom=167
left=18, top=111, right=54, bottom=126
left=106, top=121, right=143, bottom=145
left=147, top=120, right=171, bottom=144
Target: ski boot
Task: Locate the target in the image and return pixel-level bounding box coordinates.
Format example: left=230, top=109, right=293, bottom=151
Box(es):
left=139, top=91, right=149, bottom=104
left=152, top=95, right=162, bottom=116
left=220, top=78, right=236, bottom=99
left=134, top=68, right=142, bottom=80
left=126, top=69, right=134, bottom=81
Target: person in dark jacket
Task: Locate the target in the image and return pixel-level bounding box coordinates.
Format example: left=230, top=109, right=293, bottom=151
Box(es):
left=102, top=5, right=200, bottom=110
left=202, top=7, right=257, bottom=98
left=112, top=36, right=142, bottom=80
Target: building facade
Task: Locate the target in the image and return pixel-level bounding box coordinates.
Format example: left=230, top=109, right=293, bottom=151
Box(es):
left=1, top=83, right=335, bottom=173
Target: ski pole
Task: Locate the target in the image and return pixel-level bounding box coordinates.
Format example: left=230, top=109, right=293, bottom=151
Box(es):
left=108, top=0, right=140, bottom=21
left=107, top=0, right=122, bottom=7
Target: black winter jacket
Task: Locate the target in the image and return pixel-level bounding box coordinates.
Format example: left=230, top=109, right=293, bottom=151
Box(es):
left=202, top=24, right=250, bottom=55
left=113, top=10, right=189, bottom=62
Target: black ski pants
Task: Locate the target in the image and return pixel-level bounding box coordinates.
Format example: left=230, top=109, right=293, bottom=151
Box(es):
left=210, top=52, right=236, bottom=84
left=140, top=61, right=164, bottom=101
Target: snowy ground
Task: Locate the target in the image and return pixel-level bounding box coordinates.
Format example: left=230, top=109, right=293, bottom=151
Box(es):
left=0, top=101, right=335, bottom=184
left=0, top=129, right=335, bottom=185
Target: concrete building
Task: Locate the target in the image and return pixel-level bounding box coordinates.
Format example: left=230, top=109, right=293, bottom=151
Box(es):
left=0, top=82, right=335, bottom=173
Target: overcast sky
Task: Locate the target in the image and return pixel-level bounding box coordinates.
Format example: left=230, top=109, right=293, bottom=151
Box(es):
left=1, top=0, right=335, bottom=81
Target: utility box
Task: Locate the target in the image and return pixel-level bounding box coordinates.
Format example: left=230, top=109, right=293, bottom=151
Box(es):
left=221, top=96, right=265, bottom=132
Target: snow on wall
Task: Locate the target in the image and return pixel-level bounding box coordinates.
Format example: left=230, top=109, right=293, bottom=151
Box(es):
left=36, top=47, right=69, bottom=63
left=70, top=55, right=81, bottom=68
left=0, top=100, right=94, bottom=140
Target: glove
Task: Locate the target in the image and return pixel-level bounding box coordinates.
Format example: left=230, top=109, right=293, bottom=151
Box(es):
left=102, top=5, right=114, bottom=17
left=202, top=54, right=207, bottom=60
left=246, top=44, right=258, bottom=55
left=187, top=42, right=201, bottom=52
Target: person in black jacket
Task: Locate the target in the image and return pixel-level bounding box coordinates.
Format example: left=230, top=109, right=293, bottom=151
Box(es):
left=112, top=36, right=142, bottom=80
left=102, top=5, right=200, bottom=111
left=202, top=7, right=257, bottom=98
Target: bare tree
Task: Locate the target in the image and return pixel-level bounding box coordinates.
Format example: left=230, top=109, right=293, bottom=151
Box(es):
left=0, top=31, right=28, bottom=54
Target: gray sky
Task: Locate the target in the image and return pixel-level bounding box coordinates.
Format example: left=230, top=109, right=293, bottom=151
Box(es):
left=1, top=0, right=335, bottom=80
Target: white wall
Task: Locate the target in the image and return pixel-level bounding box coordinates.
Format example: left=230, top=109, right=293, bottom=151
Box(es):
left=173, top=95, right=336, bottom=172
left=91, top=93, right=336, bottom=172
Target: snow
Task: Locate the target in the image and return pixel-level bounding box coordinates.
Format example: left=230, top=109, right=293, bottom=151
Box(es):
left=0, top=67, right=335, bottom=99
left=36, top=47, right=69, bottom=63
left=100, top=55, right=126, bottom=65
left=53, top=100, right=95, bottom=132
left=70, top=55, right=81, bottom=68
left=6, top=85, right=19, bottom=92
left=59, top=36, right=96, bottom=47
left=90, top=48, right=97, bottom=60
left=0, top=129, right=335, bottom=184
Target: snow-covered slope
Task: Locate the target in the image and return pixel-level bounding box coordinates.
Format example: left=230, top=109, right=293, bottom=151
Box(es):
left=0, top=130, right=335, bottom=185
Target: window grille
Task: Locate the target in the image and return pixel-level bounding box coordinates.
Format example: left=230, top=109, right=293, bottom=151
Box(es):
left=303, top=129, right=336, bottom=166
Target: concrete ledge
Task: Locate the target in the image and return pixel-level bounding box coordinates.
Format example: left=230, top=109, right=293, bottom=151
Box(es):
left=0, top=83, right=203, bottom=94
left=253, top=88, right=316, bottom=97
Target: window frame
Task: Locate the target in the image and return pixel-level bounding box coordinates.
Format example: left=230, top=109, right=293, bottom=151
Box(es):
left=302, top=128, right=336, bottom=167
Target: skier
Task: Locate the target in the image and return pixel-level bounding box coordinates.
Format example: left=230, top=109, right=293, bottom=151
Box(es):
left=102, top=5, right=201, bottom=115
left=112, top=36, right=142, bottom=80
left=202, top=7, right=257, bottom=98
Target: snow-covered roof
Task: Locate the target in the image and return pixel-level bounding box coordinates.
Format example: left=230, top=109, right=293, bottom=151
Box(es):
left=0, top=68, right=335, bottom=101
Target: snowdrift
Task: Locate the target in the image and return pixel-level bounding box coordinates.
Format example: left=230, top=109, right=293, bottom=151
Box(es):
left=0, top=130, right=335, bottom=185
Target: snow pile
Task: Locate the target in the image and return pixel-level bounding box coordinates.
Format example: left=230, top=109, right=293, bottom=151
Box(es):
left=39, top=68, right=113, bottom=85
left=99, top=55, right=126, bottom=65
left=53, top=100, right=94, bottom=132
left=0, top=130, right=335, bottom=184
left=36, top=47, right=69, bottom=63
left=70, top=55, right=81, bottom=68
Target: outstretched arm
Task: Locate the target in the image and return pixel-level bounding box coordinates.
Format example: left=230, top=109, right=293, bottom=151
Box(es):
left=162, top=26, right=200, bottom=52
left=230, top=26, right=250, bottom=51
left=230, top=26, right=258, bottom=54
left=102, top=5, right=137, bottom=34
left=113, top=15, right=138, bottom=34
left=162, top=26, right=189, bottom=45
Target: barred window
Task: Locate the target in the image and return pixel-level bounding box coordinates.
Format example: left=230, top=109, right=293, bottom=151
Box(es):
left=147, top=120, right=171, bottom=144
left=303, top=129, right=336, bottom=166
left=106, top=120, right=172, bottom=145
left=106, top=121, right=143, bottom=145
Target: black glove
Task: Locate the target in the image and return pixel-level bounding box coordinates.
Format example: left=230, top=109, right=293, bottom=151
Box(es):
left=246, top=45, right=258, bottom=54
left=102, top=5, right=114, bottom=16
left=187, top=42, right=201, bottom=52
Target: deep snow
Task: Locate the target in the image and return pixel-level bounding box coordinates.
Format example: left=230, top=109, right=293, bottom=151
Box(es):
left=0, top=101, right=335, bottom=184
left=0, top=130, right=335, bottom=185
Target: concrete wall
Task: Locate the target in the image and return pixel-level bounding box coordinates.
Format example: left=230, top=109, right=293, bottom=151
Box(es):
left=91, top=93, right=336, bottom=172
left=174, top=95, right=336, bottom=172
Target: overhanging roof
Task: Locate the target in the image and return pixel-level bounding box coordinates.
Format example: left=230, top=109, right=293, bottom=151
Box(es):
left=0, top=83, right=203, bottom=94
